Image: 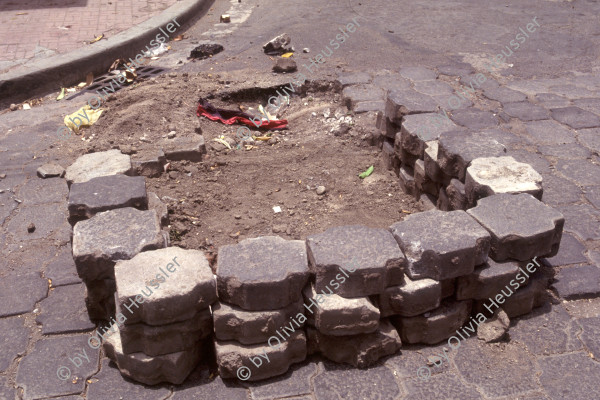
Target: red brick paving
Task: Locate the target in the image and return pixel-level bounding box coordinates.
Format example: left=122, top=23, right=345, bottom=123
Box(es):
left=0, top=0, right=178, bottom=63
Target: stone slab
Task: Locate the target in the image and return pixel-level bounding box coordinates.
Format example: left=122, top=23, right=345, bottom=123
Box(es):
left=377, top=275, right=441, bottom=317
left=450, top=108, right=499, bottom=129
left=68, top=175, right=148, bottom=220
left=0, top=272, right=48, bottom=317
left=213, top=299, right=304, bottom=345
left=0, top=316, right=28, bottom=372
left=115, top=247, right=216, bottom=326
left=503, top=102, right=550, bottom=121
left=446, top=178, right=468, bottom=210
left=306, top=225, right=406, bottom=297
left=456, top=259, right=524, bottom=300
left=45, top=244, right=82, bottom=287
left=551, top=106, right=600, bottom=129
left=36, top=283, right=95, bottom=335
left=303, top=284, right=379, bottom=336
left=552, top=265, right=600, bottom=300
left=467, top=193, right=565, bottom=261
left=390, top=209, right=491, bottom=280
left=162, top=136, right=206, bottom=162
left=385, top=90, right=439, bottom=122
left=307, top=319, right=401, bottom=368
left=65, top=149, right=132, bottom=185
left=72, top=207, right=166, bottom=283
left=401, top=112, right=458, bottom=158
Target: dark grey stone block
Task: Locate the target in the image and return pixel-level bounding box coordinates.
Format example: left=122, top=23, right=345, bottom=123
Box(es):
left=377, top=275, right=441, bottom=317
left=399, top=165, right=419, bottom=199
left=437, top=62, right=475, bottom=76
left=446, top=178, right=467, bottom=210
left=45, top=244, right=82, bottom=287
left=578, top=127, right=600, bottom=153
left=450, top=108, right=499, bottom=129
left=503, top=102, right=550, bottom=121
left=342, top=85, right=385, bottom=110
left=456, top=259, right=523, bottom=300
left=556, top=159, right=600, bottom=186
left=0, top=272, right=48, bottom=317
left=538, top=352, right=600, bottom=400
left=467, top=193, right=564, bottom=261
left=390, top=209, right=491, bottom=280
left=0, top=316, right=28, bottom=372
left=414, top=80, right=454, bottom=96
left=381, top=141, right=395, bottom=171
left=437, top=130, right=507, bottom=181
left=162, top=136, right=206, bottom=162
left=556, top=203, right=600, bottom=241
left=584, top=185, right=600, bottom=209
left=335, top=72, right=371, bottom=88
left=578, top=317, right=600, bottom=367
left=545, top=233, right=588, bottom=267
left=483, top=87, right=527, bottom=103
left=68, top=175, right=148, bottom=220
left=401, top=112, right=457, bottom=157
left=399, top=66, right=438, bottom=81
left=385, top=90, right=439, bottom=123
left=535, top=92, right=571, bottom=108
left=18, top=177, right=68, bottom=205
left=414, top=159, right=438, bottom=197
left=538, top=143, right=592, bottom=159
left=307, top=225, right=406, bottom=297
left=217, top=236, right=309, bottom=310
left=541, top=173, right=581, bottom=207
left=36, top=283, right=95, bottom=334
left=170, top=366, right=248, bottom=400
left=552, top=265, right=600, bottom=300
left=551, top=106, right=600, bottom=129
left=524, top=119, right=576, bottom=145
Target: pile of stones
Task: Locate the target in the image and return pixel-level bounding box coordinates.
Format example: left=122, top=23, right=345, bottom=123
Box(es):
left=60, top=79, right=566, bottom=384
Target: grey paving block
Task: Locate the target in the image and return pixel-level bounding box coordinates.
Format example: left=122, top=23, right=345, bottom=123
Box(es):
left=557, top=203, right=600, bottom=241
left=303, top=283, right=379, bottom=335
left=541, top=173, right=581, bottom=207
left=115, top=247, right=216, bottom=326
left=556, top=159, right=600, bottom=186
left=573, top=98, right=600, bottom=115
left=246, top=362, right=317, bottom=400
left=538, top=352, right=600, bottom=400
left=401, top=112, right=458, bottom=157
left=0, top=378, right=15, bottom=400
left=335, top=72, right=371, bottom=87
left=584, top=185, right=600, bottom=209
left=72, top=207, right=166, bottom=283
left=354, top=100, right=386, bottom=113
left=103, top=325, right=203, bottom=385
left=503, top=101, right=550, bottom=121
left=453, top=337, right=541, bottom=398
left=306, top=225, right=406, bottom=297
left=17, top=335, right=100, bottom=400
left=342, top=85, right=385, bottom=110
left=6, top=203, right=69, bottom=242
left=483, top=87, right=527, bottom=103
left=437, top=62, right=475, bottom=76
left=545, top=233, right=588, bottom=267
left=68, top=175, right=148, bottom=220
left=18, top=177, right=68, bottom=205
left=414, top=159, right=438, bottom=196
left=308, top=319, right=401, bottom=367
left=170, top=366, right=248, bottom=400
left=459, top=74, right=499, bottom=90
left=392, top=299, right=472, bottom=344
left=552, top=265, right=600, bottom=300
left=65, top=149, right=132, bottom=185
left=456, top=259, right=524, bottom=300
left=162, top=136, right=206, bottom=162
left=45, top=244, right=82, bottom=287
left=215, top=331, right=306, bottom=381
left=578, top=317, right=600, bottom=364
left=403, top=373, right=483, bottom=400
left=36, top=283, right=95, bottom=335
left=381, top=141, right=395, bottom=171
left=446, top=178, right=467, bottom=210
left=399, top=165, right=419, bottom=199
left=414, top=80, right=454, bottom=96
left=0, top=272, right=48, bottom=317
left=449, top=108, right=499, bottom=129
left=213, top=300, right=304, bottom=345
left=390, top=209, right=490, bottom=280
left=524, top=119, right=576, bottom=145
left=86, top=359, right=170, bottom=400
left=385, top=90, right=439, bottom=122
left=437, top=129, right=507, bottom=181
left=377, top=275, right=441, bottom=317
left=313, top=361, right=400, bottom=399
left=0, top=316, right=29, bottom=372
left=119, top=309, right=212, bottom=356
left=371, top=73, right=411, bottom=92
left=433, top=93, right=473, bottom=110
left=37, top=163, right=65, bottom=179
left=217, top=236, right=309, bottom=311
left=424, top=140, right=443, bottom=183
left=551, top=106, right=600, bottom=129
left=130, top=149, right=167, bottom=178
left=510, top=303, right=583, bottom=356
left=577, top=127, right=600, bottom=152
left=465, top=156, right=543, bottom=206
left=535, top=92, right=571, bottom=108
left=467, top=193, right=564, bottom=261
left=399, top=66, right=437, bottom=82
left=538, top=143, right=592, bottom=159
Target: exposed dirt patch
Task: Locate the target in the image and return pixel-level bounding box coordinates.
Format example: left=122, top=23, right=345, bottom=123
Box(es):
left=51, top=71, right=422, bottom=256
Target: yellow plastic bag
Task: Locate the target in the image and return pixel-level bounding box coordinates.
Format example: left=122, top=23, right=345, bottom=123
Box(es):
left=64, top=105, right=103, bottom=133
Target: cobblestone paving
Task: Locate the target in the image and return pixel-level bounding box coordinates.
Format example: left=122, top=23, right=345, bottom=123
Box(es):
left=0, top=0, right=178, bottom=70
left=1, top=0, right=600, bottom=399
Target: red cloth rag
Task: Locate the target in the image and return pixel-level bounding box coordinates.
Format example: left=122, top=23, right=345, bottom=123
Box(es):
left=196, top=97, right=287, bottom=130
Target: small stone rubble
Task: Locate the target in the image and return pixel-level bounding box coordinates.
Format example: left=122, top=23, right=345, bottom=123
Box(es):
left=57, top=68, right=569, bottom=386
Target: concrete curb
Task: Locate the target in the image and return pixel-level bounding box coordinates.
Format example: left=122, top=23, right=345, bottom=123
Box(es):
left=0, top=0, right=212, bottom=108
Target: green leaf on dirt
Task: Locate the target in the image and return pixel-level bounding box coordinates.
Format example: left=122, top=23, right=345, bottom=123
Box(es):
left=358, top=165, right=374, bottom=179
left=56, top=88, right=65, bottom=101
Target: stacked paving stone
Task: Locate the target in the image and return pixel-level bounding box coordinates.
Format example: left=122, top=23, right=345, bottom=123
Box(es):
left=304, top=225, right=403, bottom=367
left=103, top=247, right=216, bottom=385
left=213, top=236, right=310, bottom=381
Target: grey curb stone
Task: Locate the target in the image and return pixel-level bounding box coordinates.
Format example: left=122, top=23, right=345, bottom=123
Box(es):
left=389, top=209, right=491, bottom=281
left=467, top=193, right=564, bottom=261
left=217, top=236, right=309, bottom=311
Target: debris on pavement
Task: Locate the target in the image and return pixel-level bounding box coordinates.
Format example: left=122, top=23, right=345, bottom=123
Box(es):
left=64, top=105, right=104, bottom=133
left=56, top=88, right=66, bottom=101
left=89, top=33, right=104, bottom=44
left=27, top=223, right=35, bottom=233
left=477, top=309, right=510, bottom=343
left=220, top=14, right=231, bottom=23
left=37, top=163, right=65, bottom=178
left=197, top=98, right=288, bottom=130
left=316, top=186, right=326, bottom=195
left=273, top=58, right=297, bottom=73
left=190, top=43, right=224, bottom=59
left=263, top=33, right=292, bottom=55
left=143, top=42, right=170, bottom=57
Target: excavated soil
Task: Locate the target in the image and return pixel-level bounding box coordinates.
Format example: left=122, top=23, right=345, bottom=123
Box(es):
left=51, top=71, right=422, bottom=259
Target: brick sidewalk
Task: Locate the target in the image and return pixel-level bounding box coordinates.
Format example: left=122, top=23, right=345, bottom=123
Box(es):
left=0, top=0, right=178, bottom=68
